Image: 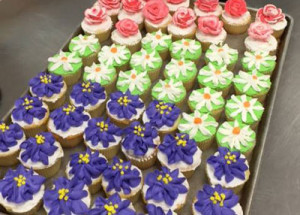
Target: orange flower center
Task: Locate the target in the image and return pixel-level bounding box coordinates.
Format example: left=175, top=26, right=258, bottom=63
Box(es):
left=183, top=41, right=189, bottom=46
left=95, top=67, right=101, bottom=72
left=203, top=93, right=211, bottom=100
left=178, top=60, right=184, bottom=66
left=145, top=54, right=150, bottom=60
left=61, top=57, right=68, bottom=62
left=110, top=47, right=117, bottom=53
left=165, top=84, right=171, bottom=88
left=218, top=48, right=224, bottom=53
left=214, top=70, right=221, bottom=75
left=252, top=75, right=258, bottom=80
left=255, top=55, right=262, bottom=60
left=155, top=34, right=161, bottom=39
left=131, top=74, right=136, bottom=79
left=243, top=101, right=250, bottom=108
left=232, top=127, right=241, bottom=135
left=194, top=117, right=202, bottom=124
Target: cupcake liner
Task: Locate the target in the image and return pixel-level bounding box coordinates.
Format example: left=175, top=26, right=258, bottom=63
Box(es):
left=87, top=101, right=106, bottom=118
left=115, top=62, right=129, bottom=73
left=62, top=67, right=82, bottom=86
left=103, top=74, right=117, bottom=96
left=34, top=158, right=62, bottom=178
left=234, top=85, right=268, bottom=104
left=221, top=16, right=251, bottom=35
left=175, top=96, right=187, bottom=111
left=199, top=83, right=232, bottom=98
left=23, top=109, right=50, bottom=137
left=82, top=51, right=99, bottom=67
left=112, top=39, right=141, bottom=54
left=84, top=28, right=112, bottom=43
left=45, top=93, right=67, bottom=111
left=89, top=176, right=102, bottom=194
left=157, top=115, right=181, bottom=139
left=5, top=198, right=43, bottom=215
left=145, top=21, right=169, bottom=34
left=139, top=86, right=151, bottom=103
left=49, top=128, right=84, bottom=148
left=183, top=75, right=197, bottom=92
left=85, top=142, right=121, bottom=160
left=123, top=149, right=158, bottom=170
left=106, top=110, right=140, bottom=128
left=197, top=135, right=215, bottom=151
left=273, top=28, right=285, bottom=39
left=148, top=68, right=161, bottom=82
left=170, top=30, right=196, bottom=42
left=137, top=22, right=144, bottom=31
left=158, top=49, right=169, bottom=61
left=200, top=41, right=213, bottom=52
left=110, top=15, right=118, bottom=25
left=0, top=149, right=20, bottom=166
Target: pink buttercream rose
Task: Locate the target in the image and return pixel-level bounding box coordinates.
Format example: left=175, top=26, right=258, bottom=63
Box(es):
left=224, top=0, right=247, bottom=17
left=197, top=15, right=223, bottom=36
left=172, top=7, right=196, bottom=28
left=84, top=5, right=107, bottom=25
left=166, top=0, right=185, bottom=4
left=98, top=0, right=120, bottom=10
left=194, top=0, right=219, bottom=12
left=116, top=18, right=139, bottom=37
left=248, top=22, right=273, bottom=42
left=143, top=0, right=169, bottom=24
left=256, top=4, right=285, bottom=24
left=122, top=0, right=142, bottom=13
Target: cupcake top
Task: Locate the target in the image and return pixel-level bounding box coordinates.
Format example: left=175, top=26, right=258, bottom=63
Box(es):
left=142, top=30, right=172, bottom=53
left=146, top=204, right=177, bottom=215
left=256, top=4, right=287, bottom=29
left=197, top=15, right=224, bottom=36
left=98, top=0, right=121, bottom=11
left=83, top=62, right=117, bottom=86
left=224, top=0, right=248, bottom=17
left=83, top=4, right=110, bottom=25
left=115, top=18, right=140, bottom=38
left=194, top=0, right=219, bottom=13
left=152, top=79, right=186, bottom=104
left=205, top=44, right=238, bottom=66
left=69, top=34, right=100, bottom=58
left=242, top=51, right=276, bottom=74
left=171, top=7, right=196, bottom=29
left=48, top=51, right=82, bottom=75
left=122, top=0, right=143, bottom=13
left=170, top=39, right=202, bottom=61
left=0, top=121, right=24, bottom=153
left=164, top=58, right=197, bottom=83
left=248, top=21, right=273, bottom=41
left=43, top=177, right=90, bottom=215
left=98, top=44, right=131, bottom=67
left=130, top=49, right=163, bottom=72
left=143, top=0, right=169, bottom=24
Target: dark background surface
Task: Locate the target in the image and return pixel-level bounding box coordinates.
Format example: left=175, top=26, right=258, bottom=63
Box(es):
left=0, top=0, right=299, bottom=214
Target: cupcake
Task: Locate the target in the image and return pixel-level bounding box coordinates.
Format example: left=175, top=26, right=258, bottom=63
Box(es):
left=66, top=149, right=108, bottom=194
left=151, top=79, right=187, bottom=109
left=97, top=0, right=121, bottom=23
left=0, top=165, right=45, bottom=215
left=83, top=62, right=117, bottom=94
left=158, top=133, right=202, bottom=178
left=225, top=94, right=264, bottom=129
left=98, top=44, right=131, bottom=72
left=233, top=70, right=271, bottom=102
left=102, top=157, right=143, bottom=202
left=194, top=0, right=222, bottom=17
left=142, top=29, right=172, bottom=60
left=143, top=0, right=172, bottom=33
left=116, top=69, right=151, bottom=101
left=47, top=104, right=90, bottom=147
left=81, top=4, right=113, bottom=42
left=164, top=58, right=198, bottom=91
left=188, top=87, right=225, bottom=120
left=196, top=15, right=227, bottom=51
left=165, top=0, right=190, bottom=14
left=205, top=43, right=239, bottom=71
left=43, top=177, right=91, bottom=215
left=245, top=21, right=278, bottom=55
left=221, top=0, right=251, bottom=34
left=142, top=100, right=181, bottom=136
left=130, top=49, right=163, bottom=81
left=216, top=120, right=256, bottom=159
left=70, top=81, right=107, bottom=118
left=19, top=132, right=63, bottom=178
left=242, top=51, right=277, bottom=75
left=197, top=62, right=234, bottom=97
left=89, top=193, right=136, bottom=215
left=206, top=147, right=250, bottom=193
left=0, top=121, right=25, bottom=166
left=168, top=7, right=197, bottom=41
left=178, top=111, right=218, bottom=150
left=142, top=167, right=189, bottom=212
left=121, top=121, right=160, bottom=169
left=11, top=95, right=49, bottom=137
left=146, top=204, right=177, bottom=215
left=256, top=4, right=287, bottom=38
left=192, top=184, right=243, bottom=215
left=112, top=19, right=142, bottom=53
left=106, top=91, right=145, bottom=127
left=170, top=39, right=202, bottom=64
left=118, top=0, right=144, bottom=29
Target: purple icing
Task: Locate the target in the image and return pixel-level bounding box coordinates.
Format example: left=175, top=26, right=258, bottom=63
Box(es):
left=0, top=121, right=24, bottom=152
left=147, top=204, right=173, bottom=215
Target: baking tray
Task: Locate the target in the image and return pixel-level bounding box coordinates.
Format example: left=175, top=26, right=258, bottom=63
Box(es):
left=0, top=5, right=294, bottom=215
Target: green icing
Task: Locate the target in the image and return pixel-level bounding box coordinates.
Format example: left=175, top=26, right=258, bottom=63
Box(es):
left=142, top=31, right=172, bottom=53
left=83, top=63, right=116, bottom=87
left=69, top=35, right=100, bottom=58
left=242, top=57, right=276, bottom=75
left=48, top=52, right=82, bottom=76
left=205, top=49, right=238, bottom=67
left=130, top=49, right=163, bottom=72
left=163, top=59, right=197, bottom=83
left=170, top=39, right=202, bottom=61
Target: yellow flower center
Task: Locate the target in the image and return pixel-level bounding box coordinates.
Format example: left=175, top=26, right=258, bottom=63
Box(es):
left=40, top=75, right=51, bottom=84
left=155, top=102, right=172, bottom=115
left=117, top=96, right=131, bottom=106
left=97, top=121, right=108, bottom=132
left=224, top=152, right=237, bottom=164
left=63, top=105, right=76, bottom=115
left=112, top=159, right=128, bottom=175
left=35, top=134, right=45, bottom=144
left=157, top=173, right=173, bottom=184
left=0, top=123, right=9, bottom=132
left=175, top=135, right=187, bottom=147
left=14, top=175, right=26, bottom=187
left=104, top=202, right=119, bottom=214
left=210, top=191, right=226, bottom=206
left=58, top=188, right=69, bottom=201
left=81, top=82, right=92, bottom=93
left=22, top=98, right=34, bottom=110
left=78, top=153, right=90, bottom=164
left=133, top=125, right=145, bottom=137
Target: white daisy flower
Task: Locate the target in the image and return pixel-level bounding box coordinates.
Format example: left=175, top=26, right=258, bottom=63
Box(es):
left=48, top=51, right=81, bottom=72
left=71, top=34, right=98, bottom=55
left=118, top=69, right=149, bottom=92
left=206, top=44, right=238, bottom=65
left=172, top=39, right=201, bottom=55
left=131, top=49, right=161, bottom=70
left=189, top=87, right=223, bottom=111
left=84, top=62, right=114, bottom=83
left=142, top=29, right=171, bottom=50
left=98, top=44, right=129, bottom=66
left=153, top=79, right=183, bottom=101
left=200, top=63, right=233, bottom=86
left=165, top=58, right=194, bottom=79
left=233, top=70, right=270, bottom=92
left=243, top=51, right=276, bottom=70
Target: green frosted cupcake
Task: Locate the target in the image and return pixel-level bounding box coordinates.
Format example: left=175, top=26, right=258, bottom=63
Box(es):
left=116, top=69, right=151, bottom=101
left=242, top=51, right=277, bottom=75
left=48, top=51, right=82, bottom=86
left=130, top=49, right=163, bottom=81
left=69, top=34, right=100, bottom=67
left=197, top=62, right=233, bottom=97
left=188, top=87, right=225, bottom=120
left=163, top=58, right=197, bottom=91
left=233, top=70, right=271, bottom=103
left=169, top=39, right=202, bottom=63
left=178, top=111, right=218, bottom=150
left=225, top=95, right=264, bottom=129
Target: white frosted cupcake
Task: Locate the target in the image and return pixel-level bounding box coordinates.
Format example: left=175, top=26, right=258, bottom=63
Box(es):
left=118, top=0, right=144, bottom=29
left=194, top=0, right=222, bottom=17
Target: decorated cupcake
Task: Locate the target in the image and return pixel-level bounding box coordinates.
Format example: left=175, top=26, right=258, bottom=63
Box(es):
left=233, top=70, right=271, bottom=102
left=47, top=104, right=90, bottom=147
left=81, top=4, right=113, bottom=42
left=89, top=193, right=136, bottom=215
left=165, top=0, right=190, bottom=14
left=188, top=87, right=225, bottom=120
left=221, top=0, right=251, bottom=34
left=225, top=94, right=264, bottom=129
left=0, top=165, right=45, bottom=215
left=164, top=58, right=197, bottom=91
left=245, top=21, right=277, bottom=55
left=66, top=149, right=108, bottom=194
left=256, top=4, right=287, bottom=38
left=19, top=132, right=63, bottom=178
left=158, top=133, right=202, bottom=178
left=194, top=0, right=222, bottom=17
left=178, top=111, right=218, bottom=150
left=168, top=7, right=197, bottom=41
left=102, top=157, right=143, bottom=202
left=70, top=81, right=107, bottom=118
left=48, top=51, right=82, bottom=86
left=170, top=39, right=202, bottom=63
left=11, top=95, right=49, bottom=137
left=143, top=0, right=172, bottom=33
left=197, top=62, right=234, bottom=97
left=192, top=184, right=243, bottom=215
left=196, top=15, right=227, bottom=51
left=142, top=30, right=172, bottom=60
left=106, top=91, right=145, bottom=127
left=118, top=0, right=144, bottom=29
left=97, top=0, right=121, bottom=23
left=242, top=51, right=277, bottom=75
left=121, top=121, right=160, bottom=169
left=206, top=147, right=250, bottom=193
left=43, top=177, right=91, bottom=215
left=142, top=167, right=189, bottom=212
left=146, top=204, right=177, bottom=215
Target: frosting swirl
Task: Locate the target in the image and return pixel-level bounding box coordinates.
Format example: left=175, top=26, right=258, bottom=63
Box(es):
left=197, top=15, right=223, bottom=36
left=0, top=122, right=24, bottom=152
left=256, top=4, right=285, bottom=24
left=194, top=0, right=219, bottom=12
left=122, top=0, right=142, bottom=13
left=166, top=0, right=185, bottom=4
left=224, top=0, right=247, bottom=17
left=143, top=0, right=169, bottom=24
left=147, top=204, right=174, bottom=215
left=116, top=18, right=139, bottom=37
left=172, top=7, right=196, bottom=28
left=248, top=21, right=273, bottom=42
left=98, top=0, right=120, bottom=10
left=84, top=4, right=108, bottom=25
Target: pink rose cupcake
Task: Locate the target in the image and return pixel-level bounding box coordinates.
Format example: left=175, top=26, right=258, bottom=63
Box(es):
left=165, top=0, right=190, bottom=14
left=118, top=0, right=144, bottom=29
left=221, top=0, right=251, bottom=34
left=244, top=21, right=277, bottom=55
left=168, top=7, right=197, bottom=41
left=196, top=15, right=227, bottom=51
left=143, top=0, right=172, bottom=33
left=194, top=0, right=222, bottom=17
left=81, top=4, right=113, bottom=42
left=256, top=4, right=287, bottom=39
left=97, top=0, right=121, bottom=24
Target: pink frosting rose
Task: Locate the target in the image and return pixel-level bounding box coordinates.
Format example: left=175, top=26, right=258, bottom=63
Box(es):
left=224, top=0, right=247, bottom=17
left=116, top=19, right=139, bottom=37
left=122, top=0, right=142, bottom=13
left=194, top=0, right=219, bottom=13
left=98, top=0, right=120, bottom=10
left=256, top=4, right=285, bottom=24
left=197, top=15, right=223, bottom=36
left=84, top=5, right=107, bottom=25
left=172, top=7, right=196, bottom=28
left=143, top=0, right=169, bottom=24
left=166, top=0, right=185, bottom=4
left=248, top=22, right=273, bottom=42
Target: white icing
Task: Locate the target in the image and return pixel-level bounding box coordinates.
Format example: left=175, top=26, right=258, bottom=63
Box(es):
left=165, top=58, right=195, bottom=79
left=48, top=51, right=81, bottom=72
left=145, top=14, right=172, bottom=28
left=30, top=81, right=67, bottom=103
left=244, top=35, right=278, bottom=54
left=243, top=51, right=276, bottom=70
left=165, top=0, right=190, bottom=12
left=192, top=203, right=244, bottom=215
left=171, top=39, right=201, bottom=55
left=84, top=62, right=115, bottom=83
left=0, top=133, right=25, bottom=156
left=196, top=28, right=227, bottom=44
left=167, top=23, right=197, bottom=36
left=70, top=95, right=106, bottom=111
left=199, top=63, right=233, bottom=87
left=222, top=11, right=251, bottom=25
left=194, top=5, right=222, bottom=17
left=131, top=49, right=162, bottom=69
left=206, top=44, right=238, bottom=65
left=256, top=17, right=287, bottom=31
left=152, top=79, right=184, bottom=102
left=111, top=29, right=142, bottom=46
left=118, top=10, right=144, bottom=25
left=84, top=134, right=122, bottom=150
left=81, top=16, right=113, bottom=35
left=117, top=69, right=149, bottom=93
left=71, top=34, right=99, bottom=55
left=106, top=7, right=120, bottom=16
left=98, top=44, right=130, bottom=66
left=189, top=87, right=223, bottom=111
left=142, top=30, right=172, bottom=50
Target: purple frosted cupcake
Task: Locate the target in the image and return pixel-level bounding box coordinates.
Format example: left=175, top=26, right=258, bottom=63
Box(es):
left=146, top=204, right=177, bottom=215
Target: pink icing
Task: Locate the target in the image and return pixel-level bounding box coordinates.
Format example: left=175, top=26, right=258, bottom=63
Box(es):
left=197, top=15, right=223, bottom=36
left=84, top=5, right=107, bottom=25
left=166, top=0, right=185, bottom=4
left=98, top=0, right=120, bottom=10
left=256, top=4, right=285, bottom=24
left=194, top=0, right=219, bottom=13
left=122, top=0, right=142, bottom=13
left=172, top=7, right=196, bottom=28
left=143, top=0, right=169, bottom=24
left=116, top=18, right=139, bottom=37
left=248, top=21, right=273, bottom=42
left=224, top=0, right=247, bottom=17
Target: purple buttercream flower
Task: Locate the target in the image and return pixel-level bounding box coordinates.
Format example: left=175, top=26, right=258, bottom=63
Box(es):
left=147, top=204, right=174, bottom=215
left=0, top=121, right=24, bottom=152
